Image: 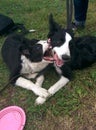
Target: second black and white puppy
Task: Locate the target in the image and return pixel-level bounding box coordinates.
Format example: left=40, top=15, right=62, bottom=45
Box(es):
left=1, top=33, right=53, bottom=100
left=35, top=15, right=96, bottom=105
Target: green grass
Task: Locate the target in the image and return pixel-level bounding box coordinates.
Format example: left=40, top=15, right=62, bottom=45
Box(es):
left=0, top=0, right=96, bottom=130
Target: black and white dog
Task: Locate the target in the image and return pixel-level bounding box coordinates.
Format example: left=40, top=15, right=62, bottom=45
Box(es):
left=1, top=33, right=54, bottom=100
left=35, top=15, right=96, bottom=105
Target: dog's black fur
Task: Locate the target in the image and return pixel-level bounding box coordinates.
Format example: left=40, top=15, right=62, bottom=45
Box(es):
left=1, top=33, right=53, bottom=99
left=48, top=15, right=96, bottom=80
left=2, top=34, right=44, bottom=82
left=1, top=15, right=96, bottom=105
left=29, top=15, right=96, bottom=105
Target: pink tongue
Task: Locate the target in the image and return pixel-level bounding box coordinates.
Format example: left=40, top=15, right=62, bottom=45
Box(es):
left=43, top=56, right=54, bottom=61
left=53, top=54, right=64, bottom=66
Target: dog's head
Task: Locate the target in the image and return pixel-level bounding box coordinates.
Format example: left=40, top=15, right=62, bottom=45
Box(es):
left=21, top=38, right=53, bottom=63
left=47, top=14, right=73, bottom=67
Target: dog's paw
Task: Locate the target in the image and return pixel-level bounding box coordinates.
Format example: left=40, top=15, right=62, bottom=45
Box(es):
left=33, top=87, right=49, bottom=98
left=48, top=88, right=54, bottom=95
left=35, top=97, right=46, bottom=105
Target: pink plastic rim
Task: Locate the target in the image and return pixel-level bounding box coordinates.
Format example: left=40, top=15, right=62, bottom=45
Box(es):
left=0, top=106, right=26, bottom=130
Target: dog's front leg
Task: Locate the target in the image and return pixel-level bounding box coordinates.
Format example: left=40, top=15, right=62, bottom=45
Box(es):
left=35, top=75, right=44, bottom=87
left=15, top=76, right=49, bottom=98
left=48, top=76, right=69, bottom=95
left=35, top=76, right=69, bottom=105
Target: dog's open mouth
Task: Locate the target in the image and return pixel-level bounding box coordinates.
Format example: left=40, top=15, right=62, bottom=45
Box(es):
left=53, top=53, right=64, bottom=67
left=43, top=48, right=54, bottom=61
left=44, top=49, right=64, bottom=67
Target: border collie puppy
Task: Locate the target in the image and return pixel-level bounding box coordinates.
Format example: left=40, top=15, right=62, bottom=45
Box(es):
left=1, top=33, right=53, bottom=99
left=35, top=15, right=96, bottom=105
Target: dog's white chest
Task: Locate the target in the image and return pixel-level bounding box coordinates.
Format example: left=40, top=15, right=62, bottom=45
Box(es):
left=20, top=55, right=48, bottom=74
left=54, top=63, right=62, bottom=74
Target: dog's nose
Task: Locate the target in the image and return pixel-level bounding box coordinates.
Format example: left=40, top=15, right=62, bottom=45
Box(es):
left=62, top=54, right=70, bottom=61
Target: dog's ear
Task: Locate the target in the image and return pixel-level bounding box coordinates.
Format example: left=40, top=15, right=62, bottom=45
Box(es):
left=20, top=39, right=39, bottom=56
left=48, top=14, right=61, bottom=38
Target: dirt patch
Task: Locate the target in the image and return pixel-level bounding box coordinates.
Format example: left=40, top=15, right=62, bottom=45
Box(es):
left=28, top=95, right=96, bottom=130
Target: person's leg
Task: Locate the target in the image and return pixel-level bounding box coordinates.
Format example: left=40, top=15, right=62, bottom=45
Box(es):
left=73, top=0, right=89, bottom=27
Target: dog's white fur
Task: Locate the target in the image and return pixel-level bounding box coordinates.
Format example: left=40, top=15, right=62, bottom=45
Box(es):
left=53, top=33, right=72, bottom=59
left=35, top=76, right=69, bottom=105
left=15, top=40, right=53, bottom=98
left=15, top=54, right=50, bottom=98
left=35, top=33, right=71, bottom=105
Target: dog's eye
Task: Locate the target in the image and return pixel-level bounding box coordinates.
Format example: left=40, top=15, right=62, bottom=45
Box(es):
left=60, top=38, right=64, bottom=42
left=36, top=45, right=42, bottom=50
left=36, top=46, right=40, bottom=50
left=56, top=41, right=62, bottom=45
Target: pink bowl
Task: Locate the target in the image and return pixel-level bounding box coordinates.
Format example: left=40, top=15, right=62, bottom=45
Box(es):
left=0, top=106, right=26, bottom=130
